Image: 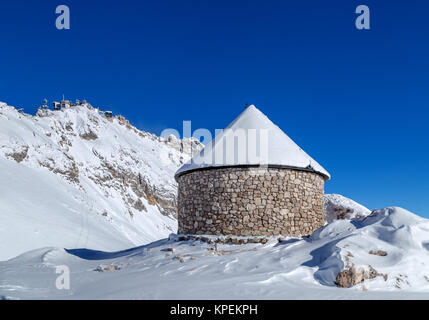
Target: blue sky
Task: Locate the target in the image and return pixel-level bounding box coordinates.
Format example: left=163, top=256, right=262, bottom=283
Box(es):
left=0, top=1, right=428, bottom=216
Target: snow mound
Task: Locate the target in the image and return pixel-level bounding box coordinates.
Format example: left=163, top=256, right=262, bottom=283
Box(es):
left=324, top=194, right=371, bottom=223
left=359, top=206, right=424, bottom=228
left=312, top=206, right=429, bottom=291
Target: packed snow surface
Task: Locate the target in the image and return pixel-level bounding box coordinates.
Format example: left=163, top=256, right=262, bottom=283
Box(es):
left=176, top=105, right=330, bottom=180
left=2, top=206, right=429, bottom=299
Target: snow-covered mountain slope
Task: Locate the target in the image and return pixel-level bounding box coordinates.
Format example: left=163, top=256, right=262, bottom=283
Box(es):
left=324, top=194, right=371, bottom=223
left=0, top=101, right=202, bottom=261
left=1, top=206, right=429, bottom=299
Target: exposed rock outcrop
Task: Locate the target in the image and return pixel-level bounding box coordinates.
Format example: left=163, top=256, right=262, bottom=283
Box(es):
left=324, top=194, right=371, bottom=223
left=335, top=265, right=387, bottom=288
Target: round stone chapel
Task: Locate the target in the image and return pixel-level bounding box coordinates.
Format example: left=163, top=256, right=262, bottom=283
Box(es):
left=175, top=105, right=330, bottom=237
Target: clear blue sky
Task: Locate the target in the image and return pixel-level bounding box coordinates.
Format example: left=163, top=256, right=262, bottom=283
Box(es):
left=0, top=1, right=428, bottom=216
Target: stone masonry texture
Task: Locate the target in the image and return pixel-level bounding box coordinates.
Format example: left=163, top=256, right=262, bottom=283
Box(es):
left=177, top=167, right=325, bottom=237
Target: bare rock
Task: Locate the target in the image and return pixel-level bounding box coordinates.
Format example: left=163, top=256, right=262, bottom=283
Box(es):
left=335, top=265, right=388, bottom=288
left=6, top=146, right=29, bottom=163
left=368, top=250, right=388, bottom=256
left=335, top=266, right=366, bottom=288
left=80, top=130, right=98, bottom=140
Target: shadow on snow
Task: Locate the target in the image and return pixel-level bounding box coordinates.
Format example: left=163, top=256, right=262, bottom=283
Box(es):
left=65, top=238, right=168, bottom=260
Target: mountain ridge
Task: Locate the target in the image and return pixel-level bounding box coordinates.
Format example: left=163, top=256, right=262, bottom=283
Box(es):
left=0, top=101, right=202, bottom=260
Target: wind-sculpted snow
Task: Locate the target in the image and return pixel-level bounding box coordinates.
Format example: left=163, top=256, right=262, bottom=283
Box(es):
left=1, top=207, right=429, bottom=299
left=0, top=102, right=202, bottom=261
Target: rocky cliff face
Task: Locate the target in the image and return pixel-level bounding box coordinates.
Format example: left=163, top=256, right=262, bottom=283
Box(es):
left=0, top=101, right=202, bottom=259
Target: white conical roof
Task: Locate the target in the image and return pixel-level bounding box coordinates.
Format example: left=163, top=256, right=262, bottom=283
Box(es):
left=175, top=105, right=330, bottom=180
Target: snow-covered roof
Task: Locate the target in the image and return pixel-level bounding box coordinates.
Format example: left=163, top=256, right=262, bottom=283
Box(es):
left=175, top=105, right=331, bottom=180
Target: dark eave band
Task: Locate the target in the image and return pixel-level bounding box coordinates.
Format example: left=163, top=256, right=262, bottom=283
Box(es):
left=174, top=164, right=330, bottom=182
